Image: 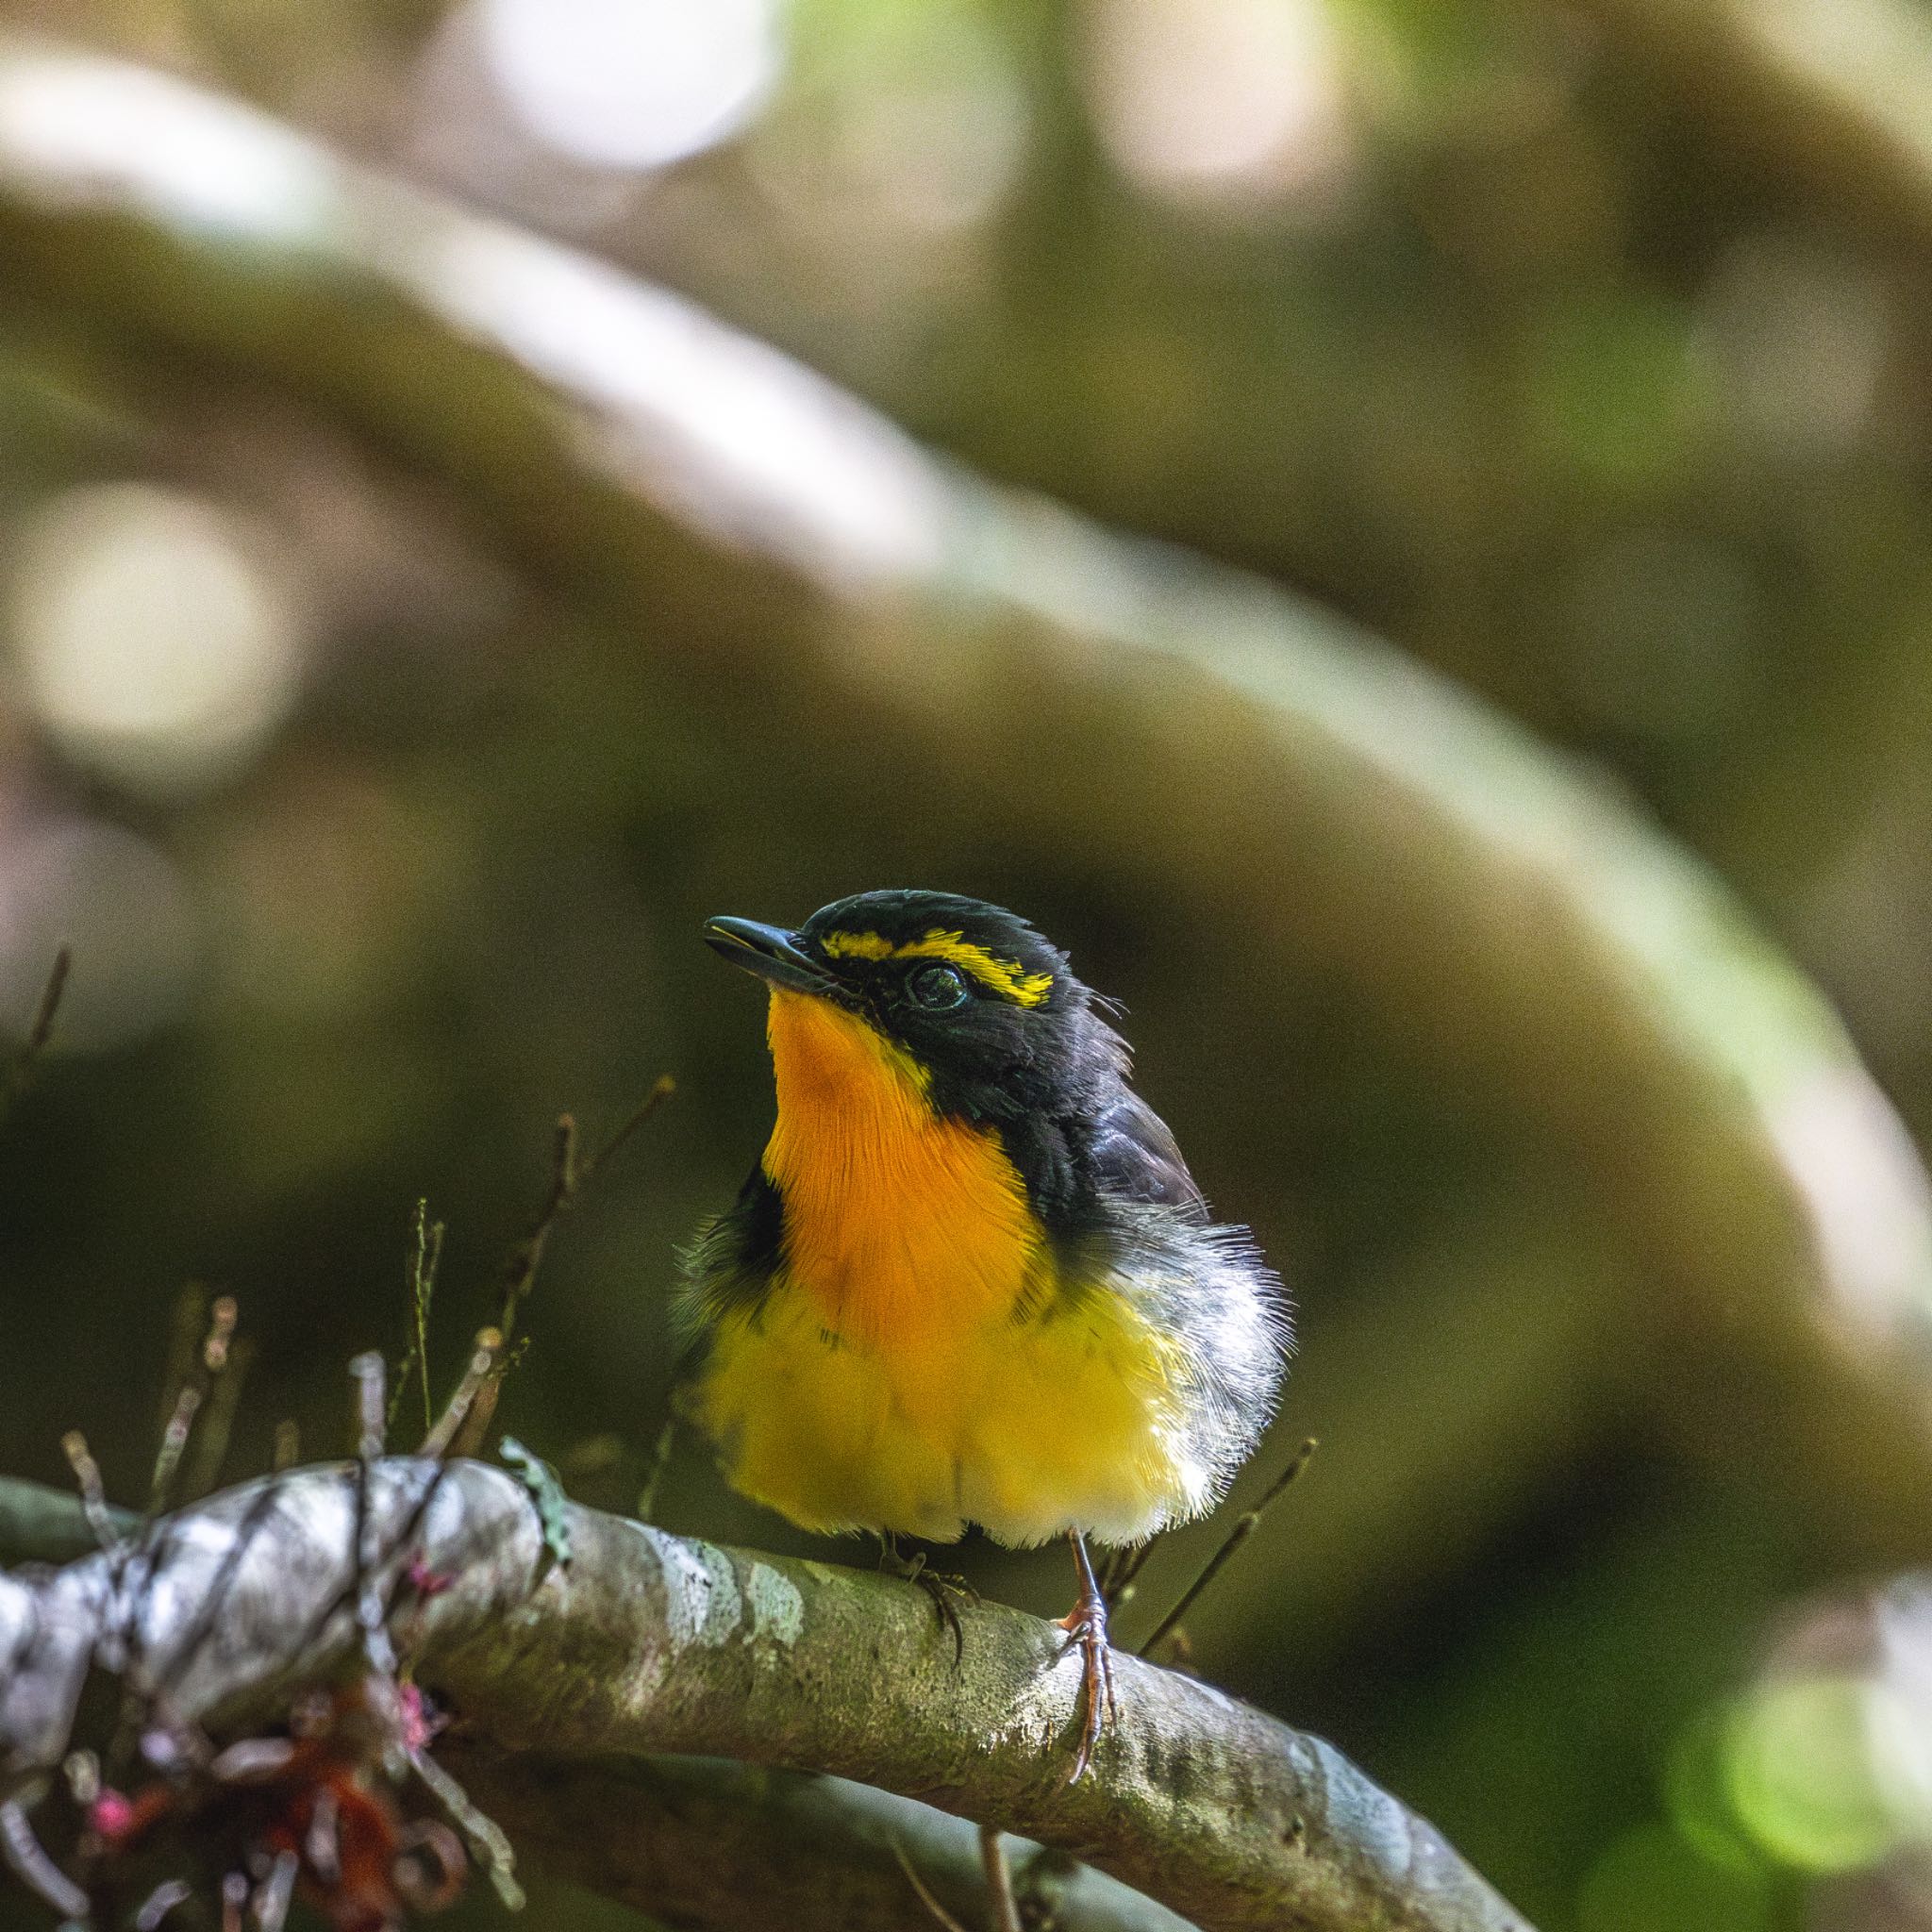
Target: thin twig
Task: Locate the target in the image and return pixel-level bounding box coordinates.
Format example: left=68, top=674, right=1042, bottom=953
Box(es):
left=350, top=1353, right=387, bottom=1467
left=254, top=1849, right=297, bottom=1932
left=155, top=1282, right=208, bottom=1437
left=155, top=1285, right=209, bottom=1437
left=1101, top=1535, right=1159, bottom=1613
left=575, top=1075, right=678, bottom=1192
left=410, top=1743, right=525, bottom=1910
left=348, top=1355, right=389, bottom=1661
left=120, top=1299, right=243, bottom=1738
left=60, top=1431, right=125, bottom=1557
left=443, top=1370, right=502, bottom=1464
left=389, top=1200, right=445, bottom=1442
left=892, top=1839, right=972, bottom=1932
left=149, top=1384, right=204, bottom=1518
left=0, top=1796, right=88, bottom=1920
left=272, top=1421, right=301, bottom=1472
left=421, top=1331, right=501, bottom=1459
left=1138, top=1438, right=1317, bottom=1660
left=4, top=943, right=71, bottom=1116
left=181, top=1340, right=250, bottom=1502
left=635, top=1415, right=676, bottom=1522
left=493, top=1077, right=675, bottom=1351
left=494, top=1113, right=576, bottom=1352
left=979, top=1822, right=1022, bottom=1932
left=149, top=1295, right=239, bottom=1515
left=135, top=1877, right=192, bottom=1929
left=182, top=1303, right=245, bottom=1503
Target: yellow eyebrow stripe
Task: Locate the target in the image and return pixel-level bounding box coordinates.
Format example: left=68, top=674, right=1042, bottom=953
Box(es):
left=818, top=931, right=895, bottom=961
left=820, top=928, right=1055, bottom=1008
left=900, top=932, right=1056, bottom=1007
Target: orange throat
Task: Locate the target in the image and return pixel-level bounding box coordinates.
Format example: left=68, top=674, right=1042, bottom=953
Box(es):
left=760, top=989, right=1043, bottom=1353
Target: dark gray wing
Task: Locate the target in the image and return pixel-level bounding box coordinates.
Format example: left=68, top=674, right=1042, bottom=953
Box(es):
left=1087, top=1091, right=1206, bottom=1214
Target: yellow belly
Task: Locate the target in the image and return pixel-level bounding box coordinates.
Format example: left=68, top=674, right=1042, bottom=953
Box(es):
left=691, top=1269, right=1199, bottom=1545
left=689, top=986, right=1203, bottom=1544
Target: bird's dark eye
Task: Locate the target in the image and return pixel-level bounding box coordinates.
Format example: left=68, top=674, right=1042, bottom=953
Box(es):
left=907, top=963, right=970, bottom=1011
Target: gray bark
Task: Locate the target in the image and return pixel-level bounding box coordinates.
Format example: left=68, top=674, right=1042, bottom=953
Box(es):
left=0, top=1460, right=1534, bottom=1932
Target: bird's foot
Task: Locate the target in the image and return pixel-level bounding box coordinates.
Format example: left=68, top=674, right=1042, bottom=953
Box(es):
left=879, top=1540, right=978, bottom=1665
left=1058, top=1576, right=1118, bottom=1783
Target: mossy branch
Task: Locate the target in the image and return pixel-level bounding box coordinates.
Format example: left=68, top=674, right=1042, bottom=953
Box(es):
left=0, top=1461, right=1534, bottom=1932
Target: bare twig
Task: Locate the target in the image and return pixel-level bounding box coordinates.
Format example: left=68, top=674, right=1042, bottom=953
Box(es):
left=254, top=1849, right=297, bottom=1932
left=1100, top=1537, right=1158, bottom=1614
left=182, top=1338, right=251, bottom=1503
left=0, top=1796, right=87, bottom=1920
left=423, top=1331, right=500, bottom=1460
left=390, top=1200, right=445, bottom=1442
left=150, top=1384, right=204, bottom=1517
left=181, top=1302, right=244, bottom=1504
left=493, top=1078, right=675, bottom=1352
left=60, top=1431, right=125, bottom=1558
left=348, top=1354, right=390, bottom=1662
left=414, top=1081, right=678, bottom=1468
left=894, top=1838, right=972, bottom=1932
left=147, top=1295, right=242, bottom=1519
left=635, top=1415, right=676, bottom=1523
left=136, top=1877, right=192, bottom=1928
left=350, top=1354, right=386, bottom=1467
left=1138, top=1439, right=1317, bottom=1660
left=980, top=1822, right=1023, bottom=1932
left=410, top=1740, right=524, bottom=1910
left=443, top=1373, right=502, bottom=1465
left=156, top=1287, right=209, bottom=1435
left=495, top=1113, right=576, bottom=1353
left=3, top=944, right=71, bottom=1116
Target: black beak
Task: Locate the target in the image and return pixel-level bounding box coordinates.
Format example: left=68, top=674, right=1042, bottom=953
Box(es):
left=704, top=916, right=841, bottom=998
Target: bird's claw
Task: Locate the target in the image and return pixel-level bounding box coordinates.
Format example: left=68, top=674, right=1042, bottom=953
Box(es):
left=1058, top=1590, right=1118, bottom=1782
left=912, top=1566, right=977, bottom=1665
left=881, top=1541, right=978, bottom=1666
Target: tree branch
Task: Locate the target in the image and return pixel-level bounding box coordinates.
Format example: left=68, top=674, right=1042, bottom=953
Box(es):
left=0, top=1475, right=133, bottom=1568
left=446, top=1751, right=1192, bottom=1932
left=1553, top=0, right=1932, bottom=263
left=0, top=1461, right=1535, bottom=1932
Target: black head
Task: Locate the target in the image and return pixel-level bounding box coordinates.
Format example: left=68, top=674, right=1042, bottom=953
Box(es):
left=704, top=889, right=1124, bottom=1125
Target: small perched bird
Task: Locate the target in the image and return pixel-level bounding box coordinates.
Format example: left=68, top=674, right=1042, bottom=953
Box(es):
left=679, top=890, right=1287, bottom=1776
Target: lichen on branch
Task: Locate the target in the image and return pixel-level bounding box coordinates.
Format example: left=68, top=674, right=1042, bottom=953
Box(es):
left=0, top=1461, right=1536, bottom=1932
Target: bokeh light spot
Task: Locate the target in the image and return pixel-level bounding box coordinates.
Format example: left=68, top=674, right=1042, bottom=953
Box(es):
left=1724, top=1676, right=1902, bottom=1874
left=6, top=483, right=304, bottom=796
left=1080, top=0, right=1355, bottom=213
left=477, top=0, right=782, bottom=171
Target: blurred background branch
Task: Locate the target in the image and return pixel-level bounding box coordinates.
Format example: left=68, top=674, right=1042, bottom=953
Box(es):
left=1558, top=0, right=1932, bottom=258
